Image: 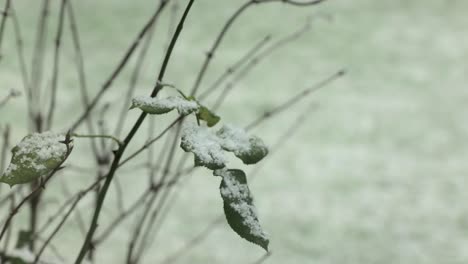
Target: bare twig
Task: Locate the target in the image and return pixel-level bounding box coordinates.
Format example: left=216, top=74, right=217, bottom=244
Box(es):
left=73, top=1, right=195, bottom=262
left=0, top=0, right=11, bottom=61
left=45, top=0, right=68, bottom=129
left=245, top=69, right=345, bottom=130
left=69, top=0, right=171, bottom=132
left=198, top=34, right=271, bottom=100
left=190, top=0, right=327, bottom=96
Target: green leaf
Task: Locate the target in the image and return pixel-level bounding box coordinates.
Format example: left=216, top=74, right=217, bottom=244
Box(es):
left=196, top=105, right=220, bottom=127
left=235, top=136, right=268, bottom=164
left=216, top=125, right=268, bottom=165
left=0, top=132, right=70, bottom=187
left=214, top=169, right=269, bottom=251
left=15, top=230, right=33, bottom=249
left=131, top=95, right=199, bottom=115
left=180, top=123, right=226, bottom=170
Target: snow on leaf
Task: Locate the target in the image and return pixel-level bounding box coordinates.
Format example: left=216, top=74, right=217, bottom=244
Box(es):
left=180, top=123, right=226, bottom=170
left=0, top=132, right=70, bottom=187
left=214, top=169, right=269, bottom=251
left=131, top=95, right=199, bottom=115
left=216, top=125, right=268, bottom=164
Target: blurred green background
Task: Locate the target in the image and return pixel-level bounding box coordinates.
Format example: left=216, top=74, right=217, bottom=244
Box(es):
left=1, top=0, right=468, bottom=263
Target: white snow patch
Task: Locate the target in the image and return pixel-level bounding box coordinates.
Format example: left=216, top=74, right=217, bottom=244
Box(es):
left=2, top=132, right=67, bottom=180
left=132, top=95, right=199, bottom=115
left=9, top=246, right=35, bottom=262
left=217, top=124, right=251, bottom=153
left=181, top=122, right=226, bottom=168
left=15, top=132, right=67, bottom=160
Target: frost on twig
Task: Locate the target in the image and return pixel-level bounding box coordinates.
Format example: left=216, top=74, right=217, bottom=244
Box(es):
left=214, top=168, right=269, bottom=251
left=0, top=132, right=72, bottom=187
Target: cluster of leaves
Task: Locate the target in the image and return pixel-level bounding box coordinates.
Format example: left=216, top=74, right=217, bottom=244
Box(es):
left=133, top=93, right=270, bottom=251
left=0, top=92, right=270, bottom=252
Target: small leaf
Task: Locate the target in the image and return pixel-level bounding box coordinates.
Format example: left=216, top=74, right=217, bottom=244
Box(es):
left=15, top=230, right=33, bottom=249
left=197, top=105, right=220, bottom=127
left=215, top=169, right=269, bottom=251
left=216, top=125, right=268, bottom=165
left=180, top=123, right=226, bottom=170
left=131, top=95, right=199, bottom=115
left=0, top=132, right=70, bottom=187
left=235, top=136, right=268, bottom=164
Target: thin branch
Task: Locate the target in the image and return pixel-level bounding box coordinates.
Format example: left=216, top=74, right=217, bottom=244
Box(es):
left=0, top=125, right=10, bottom=196
left=128, top=123, right=183, bottom=264
left=118, top=116, right=183, bottom=168
left=113, top=12, right=159, bottom=139
left=33, top=172, right=109, bottom=263
left=210, top=18, right=314, bottom=110
left=0, top=89, right=21, bottom=109
left=9, top=2, right=32, bottom=129
left=250, top=252, right=272, bottom=264
left=69, top=0, right=171, bottom=132
left=29, top=0, right=50, bottom=131
left=72, top=133, right=123, bottom=147
left=189, top=0, right=327, bottom=96
left=73, top=1, right=195, bottom=262
left=66, top=1, right=103, bottom=162
left=245, top=69, right=345, bottom=130
left=197, top=33, right=271, bottom=100
left=201, top=34, right=271, bottom=99
left=0, top=0, right=11, bottom=61
left=45, top=0, right=67, bottom=129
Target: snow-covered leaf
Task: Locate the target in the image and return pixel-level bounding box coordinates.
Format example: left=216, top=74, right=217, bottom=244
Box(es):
left=217, top=125, right=268, bottom=164
left=196, top=105, right=220, bottom=127
left=131, top=95, right=199, bottom=115
left=0, top=132, right=70, bottom=187
left=214, top=169, right=269, bottom=251
left=180, top=123, right=226, bottom=170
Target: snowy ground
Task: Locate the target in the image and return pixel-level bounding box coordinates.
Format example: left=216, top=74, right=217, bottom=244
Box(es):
left=1, top=0, right=468, bottom=263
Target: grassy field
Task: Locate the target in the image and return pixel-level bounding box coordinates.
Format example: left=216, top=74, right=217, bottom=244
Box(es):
left=1, top=0, right=468, bottom=263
